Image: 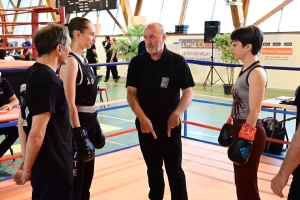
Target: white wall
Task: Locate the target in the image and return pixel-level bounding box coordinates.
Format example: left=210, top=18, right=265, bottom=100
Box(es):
left=6, top=33, right=299, bottom=91
left=94, top=33, right=300, bottom=91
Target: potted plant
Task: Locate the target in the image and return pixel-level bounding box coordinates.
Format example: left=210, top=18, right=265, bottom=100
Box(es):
left=213, top=33, right=239, bottom=95
left=109, top=24, right=146, bottom=61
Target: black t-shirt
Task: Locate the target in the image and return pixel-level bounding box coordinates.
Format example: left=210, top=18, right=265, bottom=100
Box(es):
left=86, top=43, right=96, bottom=59
left=126, top=48, right=195, bottom=122
left=0, top=50, right=6, bottom=59
left=20, top=62, right=73, bottom=181
left=105, top=43, right=112, bottom=58
left=0, top=78, right=15, bottom=106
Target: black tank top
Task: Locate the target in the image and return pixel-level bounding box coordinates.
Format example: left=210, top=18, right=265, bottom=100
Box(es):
left=69, top=52, right=97, bottom=106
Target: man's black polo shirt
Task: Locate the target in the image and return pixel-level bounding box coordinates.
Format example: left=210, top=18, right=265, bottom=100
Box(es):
left=126, top=48, right=195, bottom=123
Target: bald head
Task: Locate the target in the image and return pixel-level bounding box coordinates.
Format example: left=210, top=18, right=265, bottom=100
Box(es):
left=145, top=22, right=165, bottom=36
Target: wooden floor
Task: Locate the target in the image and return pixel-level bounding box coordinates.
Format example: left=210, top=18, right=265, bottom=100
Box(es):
left=0, top=139, right=290, bottom=200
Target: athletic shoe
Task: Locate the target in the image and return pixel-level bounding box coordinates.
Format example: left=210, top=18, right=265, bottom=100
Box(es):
left=113, top=76, right=120, bottom=82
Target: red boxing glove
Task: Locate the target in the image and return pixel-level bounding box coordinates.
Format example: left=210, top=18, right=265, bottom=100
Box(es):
left=238, top=124, right=256, bottom=142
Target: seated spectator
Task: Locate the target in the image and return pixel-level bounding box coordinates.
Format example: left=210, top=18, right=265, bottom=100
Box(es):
left=0, top=39, right=6, bottom=59
left=4, top=53, right=15, bottom=60
left=0, top=76, right=19, bottom=157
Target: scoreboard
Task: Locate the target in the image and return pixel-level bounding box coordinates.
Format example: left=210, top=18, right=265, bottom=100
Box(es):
left=57, top=0, right=117, bottom=14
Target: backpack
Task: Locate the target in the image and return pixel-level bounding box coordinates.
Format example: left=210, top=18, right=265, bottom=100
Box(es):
left=261, top=117, right=289, bottom=155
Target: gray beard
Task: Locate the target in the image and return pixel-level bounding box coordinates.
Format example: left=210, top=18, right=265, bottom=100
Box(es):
left=146, top=44, right=164, bottom=54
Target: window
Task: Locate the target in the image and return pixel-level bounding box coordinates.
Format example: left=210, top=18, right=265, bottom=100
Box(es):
left=213, top=1, right=234, bottom=33
left=140, top=0, right=163, bottom=23
left=159, top=0, right=182, bottom=33
left=280, top=0, right=300, bottom=32
left=246, top=0, right=283, bottom=32
left=184, top=0, right=215, bottom=33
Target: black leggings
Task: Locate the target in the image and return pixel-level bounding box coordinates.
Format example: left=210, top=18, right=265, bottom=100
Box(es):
left=73, top=112, right=97, bottom=200
left=230, top=119, right=266, bottom=200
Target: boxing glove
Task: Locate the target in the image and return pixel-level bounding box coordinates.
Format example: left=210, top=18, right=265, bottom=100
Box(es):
left=102, top=41, right=106, bottom=47
left=95, top=120, right=105, bottom=149
left=218, top=123, right=232, bottom=147
left=228, top=137, right=253, bottom=165
left=73, top=127, right=95, bottom=162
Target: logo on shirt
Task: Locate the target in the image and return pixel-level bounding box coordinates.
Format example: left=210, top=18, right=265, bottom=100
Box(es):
left=87, top=77, right=94, bottom=85
left=160, top=77, right=169, bottom=88
left=20, top=84, right=26, bottom=92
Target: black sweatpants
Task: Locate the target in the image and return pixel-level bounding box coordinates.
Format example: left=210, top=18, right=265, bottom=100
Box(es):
left=73, top=112, right=97, bottom=200
left=105, top=58, right=118, bottom=80
left=136, top=119, right=188, bottom=200
left=230, top=119, right=266, bottom=200
left=31, top=173, right=72, bottom=200
left=288, top=165, right=300, bottom=200
left=0, top=126, right=18, bottom=157
left=87, top=57, right=97, bottom=76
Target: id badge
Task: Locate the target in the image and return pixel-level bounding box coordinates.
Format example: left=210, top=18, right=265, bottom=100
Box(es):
left=161, top=77, right=169, bottom=88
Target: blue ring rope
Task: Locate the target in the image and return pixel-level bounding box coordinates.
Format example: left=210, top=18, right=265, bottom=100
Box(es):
left=1, top=60, right=300, bottom=72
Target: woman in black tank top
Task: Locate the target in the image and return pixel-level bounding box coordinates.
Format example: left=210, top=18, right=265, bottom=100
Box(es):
left=59, top=17, right=103, bottom=200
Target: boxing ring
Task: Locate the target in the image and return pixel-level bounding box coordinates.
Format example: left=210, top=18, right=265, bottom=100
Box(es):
left=0, top=59, right=297, bottom=199
left=0, top=60, right=299, bottom=162
left=0, top=8, right=297, bottom=197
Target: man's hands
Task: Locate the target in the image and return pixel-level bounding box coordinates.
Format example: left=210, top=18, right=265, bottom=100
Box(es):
left=271, top=171, right=289, bottom=198
left=167, top=112, right=181, bottom=137
left=0, top=104, right=12, bottom=111
left=12, top=162, right=31, bottom=185
left=139, top=112, right=181, bottom=139
left=139, top=117, right=157, bottom=139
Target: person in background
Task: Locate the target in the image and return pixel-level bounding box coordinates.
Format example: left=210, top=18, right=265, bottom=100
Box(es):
left=103, top=36, right=119, bottom=82
left=103, top=36, right=111, bottom=82
left=126, top=22, right=194, bottom=200
left=13, top=24, right=73, bottom=199
left=21, top=36, right=32, bottom=61
left=0, top=39, right=6, bottom=59
left=86, top=42, right=98, bottom=76
left=137, top=40, right=146, bottom=54
left=108, top=38, right=120, bottom=82
left=13, top=46, right=22, bottom=60
left=0, top=74, right=19, bottom=158
left=7, top=42, right=14, bottom=55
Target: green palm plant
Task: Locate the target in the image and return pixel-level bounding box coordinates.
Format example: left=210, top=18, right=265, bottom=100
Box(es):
left=110, top=24, right=146, bottom=61
left=213, top=33, right=239, bottom=84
